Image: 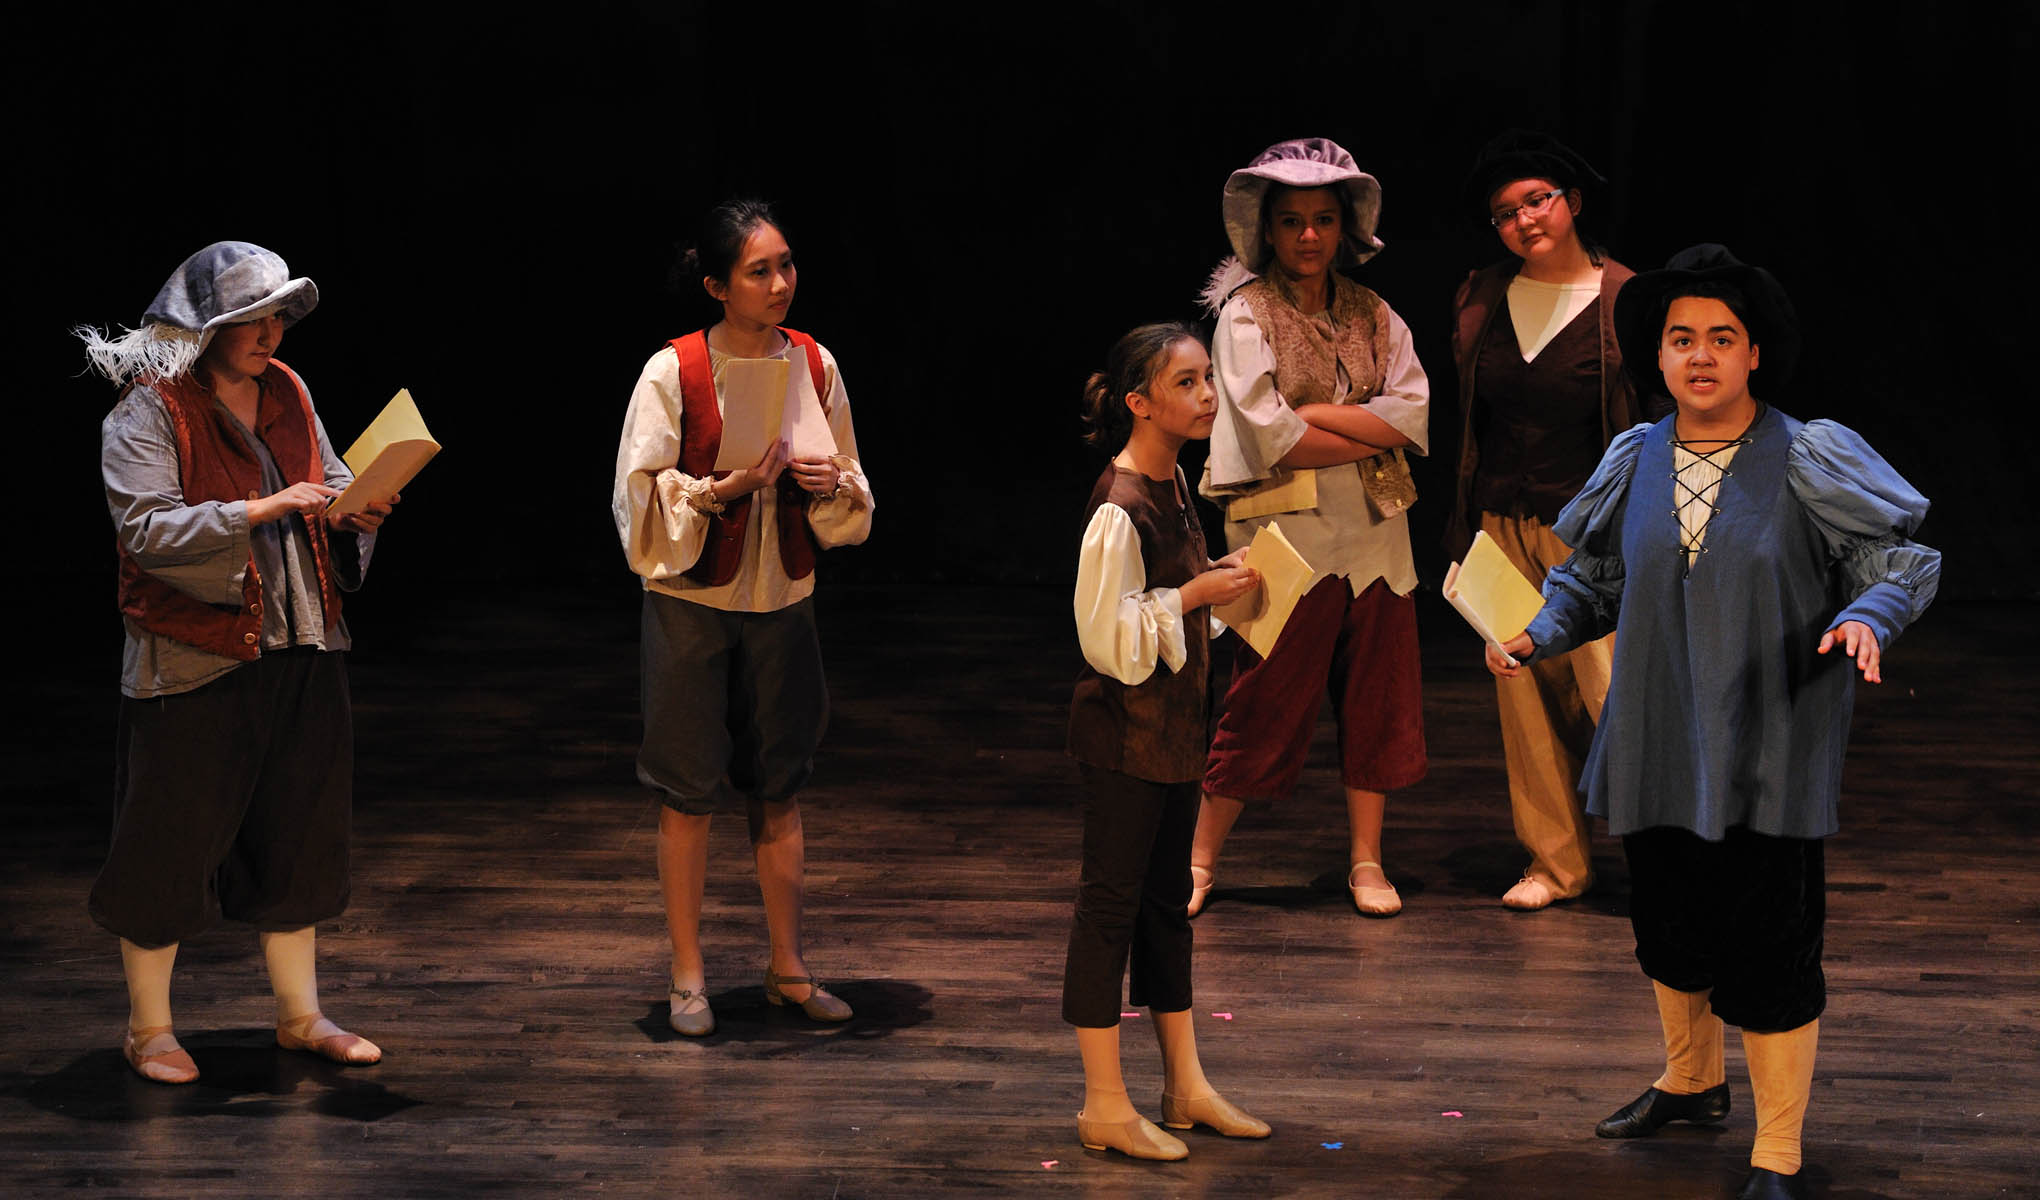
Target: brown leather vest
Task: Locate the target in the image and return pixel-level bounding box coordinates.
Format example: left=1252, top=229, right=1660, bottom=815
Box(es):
left=1067, top=465, right=1213, bottom=783
left=114, top=360, right=341, bottom=660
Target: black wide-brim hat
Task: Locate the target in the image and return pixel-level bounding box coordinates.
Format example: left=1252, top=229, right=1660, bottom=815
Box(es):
left=1613, top=243, right=1801, bottom=401
left=1462, top=129, right=1606, bottom=218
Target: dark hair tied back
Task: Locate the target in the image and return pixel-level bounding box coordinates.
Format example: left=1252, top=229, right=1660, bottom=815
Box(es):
left=1080, top=321, right=1203, bottom=451
left=670, top=197, right=783, bottom=295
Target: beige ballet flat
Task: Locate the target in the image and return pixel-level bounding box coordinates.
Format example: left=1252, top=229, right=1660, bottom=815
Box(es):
left=1503, top=874, right=1561, bottom=910
left=1187, top=865, right=1215, bottom=918
left=1076, top=1110, right=1188, bottom=1160
left=276, top=1011, right=382, bottom=1064
left=1161, top=1090, right=1272, bottom=1138
left=764, top=969, right=852, bottom=1022
left=1348, top=861, right=1402, bottom=917
left=123, top=1025, right=198, bottom=1085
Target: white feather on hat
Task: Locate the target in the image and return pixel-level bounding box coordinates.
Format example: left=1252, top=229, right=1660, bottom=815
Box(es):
left=77, top=241, right=318, bottom=385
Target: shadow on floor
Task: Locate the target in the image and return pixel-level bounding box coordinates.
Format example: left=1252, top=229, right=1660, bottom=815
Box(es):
left=632, top=978, right=935, bottom=1048
left=7, top=1029, right=420, bottom=1123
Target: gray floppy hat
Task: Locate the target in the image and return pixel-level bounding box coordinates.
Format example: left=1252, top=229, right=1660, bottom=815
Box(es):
left=1221, top=138, right=1384, bottom=272
left=143, top=241, right=319, bottom=352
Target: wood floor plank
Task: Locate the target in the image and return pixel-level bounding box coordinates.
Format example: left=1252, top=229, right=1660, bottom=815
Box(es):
left=2, top=586, right=2034, bottom=1197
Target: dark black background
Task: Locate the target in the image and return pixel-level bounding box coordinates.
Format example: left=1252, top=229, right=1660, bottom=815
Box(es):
left=11, top=1, right=2032, bottom=677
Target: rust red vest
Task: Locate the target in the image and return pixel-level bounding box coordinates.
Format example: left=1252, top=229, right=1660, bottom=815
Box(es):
left=114, top=360, right=343, bottom=660
left=670, top=328, right=830, bottom=586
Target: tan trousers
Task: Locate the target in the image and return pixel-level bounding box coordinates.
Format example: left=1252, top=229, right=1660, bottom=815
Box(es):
left=1481, top=511, right=1612, bottom=897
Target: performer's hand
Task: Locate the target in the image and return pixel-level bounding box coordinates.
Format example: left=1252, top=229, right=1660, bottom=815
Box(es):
left=328, top=492, right=399, bottom=533
left=1182, top=564, right=1259, bottom=611
left=720, top=440, right=791, bottom=500
left=1485, top=632, right=1534, bottom=677
left=248, top=481, right=340, bottom=526
left=1213, top=547, right=1250, bottom=571
left=788, top=455, right=841, bottom=496
left=1817, top=620, right=1882, bottom=683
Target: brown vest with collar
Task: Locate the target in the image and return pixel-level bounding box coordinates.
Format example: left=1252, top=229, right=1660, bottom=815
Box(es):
left=114, top=360, right=343, bottom=660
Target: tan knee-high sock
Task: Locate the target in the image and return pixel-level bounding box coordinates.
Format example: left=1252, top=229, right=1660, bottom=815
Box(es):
left=260, top=927, right=321, bottom=1024
left=119, top=938, right=179, bottom=1031
left=1743, top=1019, right=1819, bottom=1175
left=1074, top=1024, right=1139, bottom=1123
left=1151, top=1008, right=1214, bottom=1100
left=1650, top=981, right=1725, bottom=1093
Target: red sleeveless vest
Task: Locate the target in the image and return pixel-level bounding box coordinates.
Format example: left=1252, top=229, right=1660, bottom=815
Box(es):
left=114, top=360, right=343, bottom=660
left=670, top=328, right=831, bottom=586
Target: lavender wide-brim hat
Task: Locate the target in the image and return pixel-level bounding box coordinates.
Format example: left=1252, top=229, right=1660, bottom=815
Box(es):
left=1221, top=137, right=1384, bottom=272
left=142, top=241, right=319, bottom=352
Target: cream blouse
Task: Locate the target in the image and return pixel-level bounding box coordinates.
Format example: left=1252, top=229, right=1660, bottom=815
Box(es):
left=1506, top=273, right=1601, bottom=360
left=1074, top=502, right=1189, bottom=686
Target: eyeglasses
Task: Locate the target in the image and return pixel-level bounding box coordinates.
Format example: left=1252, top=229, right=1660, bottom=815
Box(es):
left=1489, top=188, right=1568, bottom=229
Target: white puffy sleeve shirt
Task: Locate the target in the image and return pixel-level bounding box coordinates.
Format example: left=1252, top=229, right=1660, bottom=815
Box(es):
left=612, top=336, right=873, bottom=613
left=1073, top=502, right=1188, bottom=686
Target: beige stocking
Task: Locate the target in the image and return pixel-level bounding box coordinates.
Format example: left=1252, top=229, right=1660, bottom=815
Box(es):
left=1650, top=980, right=1726, bottom=1093
left=1743, top=1019, right=1819, bottom=1175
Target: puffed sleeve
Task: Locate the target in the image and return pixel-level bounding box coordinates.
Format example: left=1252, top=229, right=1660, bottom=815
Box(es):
left=1205, top=296, right=1307, bottom=490
left=1523, top=423, right=1652, bottom=660
left=1788, top=419, right=1941, bottom=648
left=1073, top=503, right=1187, bottom=686
left=1358, top=304, right=1430, bottom=455
left=806, top=347, right=875, bottom=550
left=612, top=348, right=714, bottom=580
left=102, top=387, right=253, bottom=605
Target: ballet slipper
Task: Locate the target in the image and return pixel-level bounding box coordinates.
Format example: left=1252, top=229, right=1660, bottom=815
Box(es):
left=1187, top=865, right=1214, bottom=917
left=1348, top=861, right=1402, bottom=917
left=276, top=1011, right=382, bottom=1064
left=123, top=1025, right=198, bottom=1085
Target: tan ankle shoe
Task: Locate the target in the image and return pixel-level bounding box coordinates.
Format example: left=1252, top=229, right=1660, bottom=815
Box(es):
left=1076, top=1110, right=1188, bottom=1160
left=123, top=1025, right=198, bottom=1085
left=1348, top=861, right=1402, bottom=917
left=764, top=970, right=852, bottom=1022
left=667, top=984, right=716, bottom=1037
left=276, top=1011, right=382, bottom=1064
left=1160, top=1090, right=1271, bottom=1138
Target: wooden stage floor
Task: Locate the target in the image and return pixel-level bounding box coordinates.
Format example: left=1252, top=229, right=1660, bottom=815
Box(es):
left=4, top=584, right=2035, bottom=1198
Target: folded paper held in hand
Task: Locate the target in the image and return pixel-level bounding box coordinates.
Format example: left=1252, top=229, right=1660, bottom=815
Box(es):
left=1225, top=468, right=1317, bottom=522
left=712, top=357, right=838, bottom=471
left=1212, top=521, right=1316, bottom=659
left=333, top=389, right=438, bottom=516
left=1444, top=530, right=1547, bottom=664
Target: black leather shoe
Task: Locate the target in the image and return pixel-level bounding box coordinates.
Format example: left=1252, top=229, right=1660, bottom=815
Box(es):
left=1736, top=1167, right=1807, bottom=1199
left=1593, top=1083, right=1731, bottom=1138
